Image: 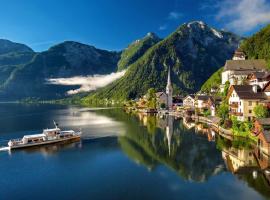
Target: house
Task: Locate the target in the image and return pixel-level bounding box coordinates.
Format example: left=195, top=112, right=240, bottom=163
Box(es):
left=227, top=85, right=267, bottom=121
left=195, top=95, right=211, bottom=110
left=220, top=48, right=267, bottom=91
left=221, top=59, right=267, bottom=86
left=247, top=71, right=270, bottom=89
left=183, top=95, right=195, bottom=108
left=156, top=92, right=167, bottom=106
left=253, top=118, right=270, bottom=157
left=207, top=96, right=222, bottom=116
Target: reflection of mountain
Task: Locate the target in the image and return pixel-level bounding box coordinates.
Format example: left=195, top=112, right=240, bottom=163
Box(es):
left=96, top=109, right=225, bottom=182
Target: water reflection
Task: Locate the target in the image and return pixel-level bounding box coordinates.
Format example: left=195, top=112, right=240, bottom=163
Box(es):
left=115, top=111, right=270, bottom=197
left=117, top=112, right=225, bottom=182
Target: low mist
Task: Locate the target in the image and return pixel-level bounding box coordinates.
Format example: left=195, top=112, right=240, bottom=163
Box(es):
left=47, top=70, right=126, bottom=95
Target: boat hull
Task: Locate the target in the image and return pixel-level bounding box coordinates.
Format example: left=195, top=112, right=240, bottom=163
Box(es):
left=9, top=135, right=81, bottom=150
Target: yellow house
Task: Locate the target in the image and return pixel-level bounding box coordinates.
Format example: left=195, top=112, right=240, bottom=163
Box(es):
left=227, top=85, right=267, bottom=121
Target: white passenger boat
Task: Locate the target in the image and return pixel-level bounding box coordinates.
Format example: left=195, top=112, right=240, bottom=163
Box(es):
left=7, top=121, right=81, bottom=150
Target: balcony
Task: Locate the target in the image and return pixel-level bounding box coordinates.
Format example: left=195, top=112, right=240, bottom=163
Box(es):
left=229, top=102, right=239, bottom=108
left=230, top=111, right=243, bottom=116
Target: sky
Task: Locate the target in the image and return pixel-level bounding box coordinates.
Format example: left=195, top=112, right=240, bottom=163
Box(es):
left=0, top=0, right=270, bottom=52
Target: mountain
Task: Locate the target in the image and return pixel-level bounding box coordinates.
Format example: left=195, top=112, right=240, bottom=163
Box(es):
left=200, top=67, right=223, bottom=93
left=117, top=32, right=161, bottom=71
left=82, top=21, right=242, bottom=104
left=0, top=39, right=33, bottom=55
left=0, top=39, right=36, bottom=87
left=0, top=41, right=120, bottom=100
left=241, top=24, right=270, bottom=68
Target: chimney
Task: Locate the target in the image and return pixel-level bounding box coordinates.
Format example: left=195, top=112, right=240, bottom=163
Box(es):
left=252, top=85, right=258, bottom=93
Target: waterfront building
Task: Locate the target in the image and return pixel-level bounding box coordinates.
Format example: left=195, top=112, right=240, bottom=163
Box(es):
left=254, top=118, right=270, bottom=157
left=227, top=85, right=267, bottom=121
left=183, top=95, right=195, bottom=108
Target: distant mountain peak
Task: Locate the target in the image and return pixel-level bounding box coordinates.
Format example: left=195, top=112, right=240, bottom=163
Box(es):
left=0, top=39, right=33, bottom=55
left=146, top=32, right=159, bottom=39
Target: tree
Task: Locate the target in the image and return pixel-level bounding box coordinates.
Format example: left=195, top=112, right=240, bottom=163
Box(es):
left=146, top=88, right=157, bottom=109
left=223, top=81, right=230, bottom=96
left=160, top=103, right=166, bottom=109
left=253, top=104, right=269, bottom=118
left=217, top=101, right=229, bottom=122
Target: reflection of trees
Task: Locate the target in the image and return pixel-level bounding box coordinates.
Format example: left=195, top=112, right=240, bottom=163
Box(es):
left=96, top=109, right=225, bottom=182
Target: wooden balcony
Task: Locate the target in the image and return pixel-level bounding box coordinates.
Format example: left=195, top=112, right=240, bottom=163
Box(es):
left=230, top=111, right=243, bottom=116
left=229, top=103, right=239, bottom=108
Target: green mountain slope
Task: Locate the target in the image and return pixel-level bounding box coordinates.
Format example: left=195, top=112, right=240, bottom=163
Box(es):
left=241, top=24, right=270, bottom=68
left=83, top=21, right=241, bottom=104
left=200, top=67, right=223, bottom=93
left=0, top=41, right=120, bottom=100
left=117, top=32, right=161, bottom=71
left=0, top=39, right=36, bottom=87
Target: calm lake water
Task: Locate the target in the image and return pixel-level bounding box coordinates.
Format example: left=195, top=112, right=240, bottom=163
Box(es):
left=0, top=104, right=270, bottom=200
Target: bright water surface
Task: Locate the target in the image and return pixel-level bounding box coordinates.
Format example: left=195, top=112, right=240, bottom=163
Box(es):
left=0, top=104, right=269, bottom=200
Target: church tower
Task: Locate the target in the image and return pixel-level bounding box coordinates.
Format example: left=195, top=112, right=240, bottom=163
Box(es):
left=166, top=67, right=173, bottom=109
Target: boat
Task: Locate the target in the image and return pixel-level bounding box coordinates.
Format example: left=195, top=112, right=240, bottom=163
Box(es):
left=7, top=121, right=81, bottom=150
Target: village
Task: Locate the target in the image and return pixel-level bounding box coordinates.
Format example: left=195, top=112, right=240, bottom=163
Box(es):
left=125, top=47, right=270, bottom=164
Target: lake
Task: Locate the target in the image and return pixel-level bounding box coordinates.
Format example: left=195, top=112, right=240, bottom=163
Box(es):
left=0, top=104, right=269, bottom=200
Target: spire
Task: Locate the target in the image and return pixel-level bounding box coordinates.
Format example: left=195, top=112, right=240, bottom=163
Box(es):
left=167, top=67, right=171, bottom=86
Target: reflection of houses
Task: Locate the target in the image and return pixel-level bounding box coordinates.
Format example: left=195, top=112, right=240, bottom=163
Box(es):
left=254, top=118, right=270, bottom=157
left=222, top=147, right=257, bottom=173
left=221, top=48, right=267, bottom=91
left=227, top=85, right=267, bottom=121
left=183, top=117, right=195, bottom=129
left=183, top=95, right=195, bottom=108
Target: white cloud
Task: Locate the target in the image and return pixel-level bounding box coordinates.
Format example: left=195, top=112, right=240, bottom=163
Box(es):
left=215, top=0, right=270, bottom=33
left=159, top=25, right=167, bottom=30
left=47, top=70, right=126, bottom=95
left=168, top=11, right=182, bottom=20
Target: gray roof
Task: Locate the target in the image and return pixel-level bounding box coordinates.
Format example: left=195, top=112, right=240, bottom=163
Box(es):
left=197, top=95, right=211, bottom=101
left=233, top=85, right=267, bottom=100
left=257, top=118, right=270, bottom=125
left=263, top=131, right=270, bottom=143
left=224, top=59, right=267, bottom=71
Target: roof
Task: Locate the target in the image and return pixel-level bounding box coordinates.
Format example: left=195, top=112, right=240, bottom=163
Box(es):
left=156, top=92, right=166, bottom=97
left=197, top=95, right=211, bottom=101
left=224, top=59, right=267, bottom=71
left=248, top=72, right=270, bottom=80
left=23, top=133, right=46, bottom=139
left=257, top=118, right=270, bottom=125
left=263, top=81, right=270, bottom=92
left=184, top=94, right=195, bottom=99
left=228, top=85, right=267, bottom=100
left=262, top=131, right=270, bottom=143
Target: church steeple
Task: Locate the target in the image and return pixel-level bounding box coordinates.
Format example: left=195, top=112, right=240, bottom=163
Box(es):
left=166, top=67, right=173, bottom=109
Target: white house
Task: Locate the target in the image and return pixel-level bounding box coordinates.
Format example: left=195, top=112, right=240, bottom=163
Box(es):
left=220, top=48, right=267, bottom=92
left=183, top=95, right=195, bottom=108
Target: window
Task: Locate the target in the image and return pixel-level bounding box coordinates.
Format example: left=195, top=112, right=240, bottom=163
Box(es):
left=256, top=101, right=259, bottom=105
left=249, top=110, right=252, bottom=114
left=248, top=101, right=252, bottom=106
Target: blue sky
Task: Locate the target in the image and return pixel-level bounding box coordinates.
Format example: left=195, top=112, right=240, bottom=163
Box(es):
left=1, top=0, right=270, bottom=52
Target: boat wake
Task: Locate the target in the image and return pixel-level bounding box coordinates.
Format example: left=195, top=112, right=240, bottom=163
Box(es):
left=0, top=146, right=10, bottom=151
